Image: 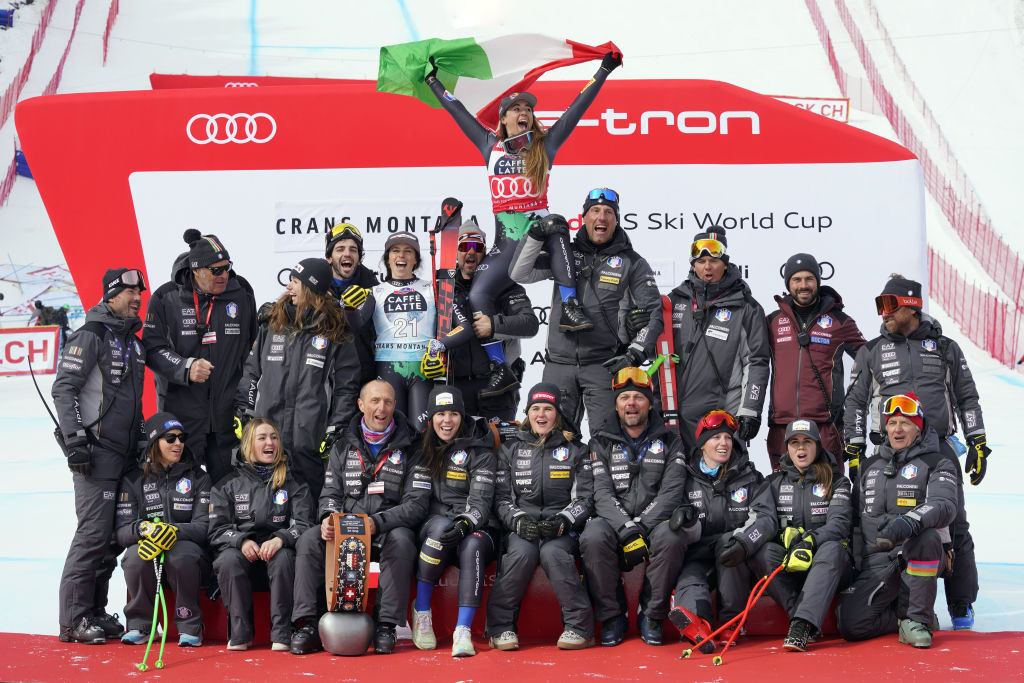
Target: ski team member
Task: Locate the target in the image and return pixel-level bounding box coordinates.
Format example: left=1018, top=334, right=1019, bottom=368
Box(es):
left=116, top=413, right=212, bottom=647
left=486, top=383, right=595, bottom=651
left=511, top=189, right=662, bottom=434
left=581, top=368, right=690, bottom=647
left=747, top=419, right=853, bottom=652
left=440, top=219, right=539, bottom=420
left=324, top=222, right=380, bottom=387
left=843, top=275, right=987, bottom=630
left=235, top=257, right=359, bottom=500
left=838, top=394, right=957, bottom=648
left=669, top=410, right=767, bottom=651
left=410, top=386, right=497, bottom=657
left=669, top=227, right=770, bottom=452
left=425, top=51, right=622, bottom=397
left=144, top=230, right=257, bottom=484
left=290, top=380, right=429, bottom=656
left=52, top=268, right=150, bottom=644
left=209, top=418, right=314, bottom=651
left=766, top=253, right=865, bottom=471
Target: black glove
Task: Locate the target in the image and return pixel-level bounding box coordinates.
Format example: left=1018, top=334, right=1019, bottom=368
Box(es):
left=538, top=515, right=569, bottom=539
left=618, top=527, right=650, bottom=571
left=67, top=448, right=92, bottom=476
left=718, top=537, right=747, bottom=568
left=514, top=516, right=539, bottom=542
left=319, top=426, right=341, bottom=457
left=736, top=416, right=760, bottom=441
left=256, top=300, right=274, bottom=324
left=965, top=434, right=990, bottom=486
left=844, top=443, right=864, bottom=482
left=439, top=518, right=471, bottom=548
left=602, top=346, right=644, bottom=375
left=528, top=213, right=570, bottom=241
left=624, top=308, right=649, bottom=339
left=426, top=56, right=439, bottom=81
left=668, top=504, right=699, bottom=532
left=601, top=51, right=623, bottom=71
left=876, top=515, right=918, bottom=551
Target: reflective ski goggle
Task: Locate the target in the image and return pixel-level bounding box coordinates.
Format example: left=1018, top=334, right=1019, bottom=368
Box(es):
left=611, top=366, right=652, bottom=390
left=328, top=222, right=362, bottom=242
left=161, top=432, right=187, bottom=443
left=695, top=410, right=739, bottom=438
left=875, top=294, right=922, bottom=315
left=205, top=262, right=232, bottom=276
left=503, top=130, right=534, bottom=155
left=882, top=394, right=923, bottom=418
left=458, top=240, right=485, bottom=253
left=109, top=269, right=147, bottom=292
left=690, top=238, right=727, bottom=261
left=587, top=187, right=619, bottom=203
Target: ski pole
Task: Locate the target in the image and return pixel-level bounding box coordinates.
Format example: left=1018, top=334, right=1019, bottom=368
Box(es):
left=681, top=574, right=765, bottom=659
left=137, top=554, right=164, bottom=671
left=713, top=563, right=785, bottom=666
left=154, top=563, right=169, bottom=669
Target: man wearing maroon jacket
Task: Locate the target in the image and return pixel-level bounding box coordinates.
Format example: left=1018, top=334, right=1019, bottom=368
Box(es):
left=765, top=254, right=865, bottom=471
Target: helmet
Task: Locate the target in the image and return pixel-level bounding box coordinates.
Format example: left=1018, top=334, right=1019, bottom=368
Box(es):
left=318, top=612, right=374, bottom=656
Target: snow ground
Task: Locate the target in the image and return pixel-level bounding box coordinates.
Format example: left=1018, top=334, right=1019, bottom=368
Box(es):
left=0, top=0, right=1021, bottom=637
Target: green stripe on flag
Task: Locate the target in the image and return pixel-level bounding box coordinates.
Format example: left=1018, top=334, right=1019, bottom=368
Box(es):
left=377, top=37, right=491, bottom=108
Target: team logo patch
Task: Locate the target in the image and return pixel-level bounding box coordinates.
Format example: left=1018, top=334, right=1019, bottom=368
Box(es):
left=731, top=488, right=747, bottom=503
left=435, top=392, right=454, bottom=406
left=715, top=309, right=732, bottom=323
left=226, top=302, right=238, bottom=319
left=451, top=450, right=468, bottom=465
left=812, top=483, right=827, bottom=497
left=176, top=606, right=192, bottom=618
left=553, top=447, right=569, bottom=462
left=791, top=419, right=812, bottom=432
left=388, top=450, right=403, bottom=465
left=274, top=489, right=288, bottom=505
left=648, top=440, right=664, bottom=455
left=312, top=336, right=328, bottom=350
left=606, top=256, right=622, bottom=268
left=901, top=464, right=918, bottom=480
left=175, top=478, right=192, bottom=495
left=922, top=340, right=937, bottom=352
left=817, top=314, right=833, bottom=329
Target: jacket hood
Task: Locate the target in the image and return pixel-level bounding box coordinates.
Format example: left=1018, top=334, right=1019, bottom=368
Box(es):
left=85, top=302, right=143, bottom=336
left=595, top=407, right=674, bottom=445
left=878, top=313, right=941, bottom=340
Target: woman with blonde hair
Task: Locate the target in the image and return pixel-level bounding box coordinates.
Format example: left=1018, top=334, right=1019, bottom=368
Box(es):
left=209, top=418, right=314, bottom=651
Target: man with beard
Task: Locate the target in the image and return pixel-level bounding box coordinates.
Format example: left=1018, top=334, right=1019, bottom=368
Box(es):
left=765, top=253, right=865, bottom=471
left=52, top=268, right=153, bottom=643
left=325, top=223, right=380, bottom=387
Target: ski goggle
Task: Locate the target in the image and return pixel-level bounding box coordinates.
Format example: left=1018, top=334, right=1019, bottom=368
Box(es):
left=503, top=130, right=534, bottom=155
left=108, top=269, right=147, bottom=292
left=690, top=238, right=726, bottom=261
left=611, top=366, right=652, bottom=390
left=161, top=432, right=187, bottom=443
left=882, top=394, right=923, bottom=418
left=458, top=240, right=485, bottom=253
left=204, top=262, right=232, bottom=276
left=587, top=187, right=619, bottom=204
left=328, top=223, right=361, bottom=242
left=695, top=410, right=739, bottom=438
left=875, top=294, right=922, bottom=315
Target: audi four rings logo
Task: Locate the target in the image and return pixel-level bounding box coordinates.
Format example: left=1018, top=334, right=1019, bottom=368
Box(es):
left=489, top=176, right=538, bottom=199
left=223, top=82, right=259, bottom=87
left=187, top=113, right=277, bottom=144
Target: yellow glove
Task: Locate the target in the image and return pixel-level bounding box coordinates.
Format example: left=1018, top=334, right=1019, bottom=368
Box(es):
left=140, top=520, right=178, bottom=551
left=233, top=414, right=251, bottom=441
left=420, top=346, right=446, bottom=380
left=138, top=538, right=162, bottom=561
left=340, top=284, right=369, bottom=309
left=779, top=526, right=805, bottom=550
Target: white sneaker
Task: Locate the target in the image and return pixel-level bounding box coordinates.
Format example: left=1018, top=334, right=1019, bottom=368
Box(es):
left=488, top=630, right=519, bottom=651
left=451, top=625, right=475, bottom=657
left=556, top=629, right=594, bottom=650
left=411, top=609, right=436, bottom=650
left=271, top=642, right=290, bottom=652
left=226, top=640, right=251, bottom=651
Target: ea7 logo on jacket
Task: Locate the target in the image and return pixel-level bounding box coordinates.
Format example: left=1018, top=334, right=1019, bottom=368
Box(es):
left=731, top=488, right=747, bottom=503
left=715, top=309, right=732, bottom=323
left=553, top=447, right=569, bottom=461
left=901, top=464, right=918, bottom=480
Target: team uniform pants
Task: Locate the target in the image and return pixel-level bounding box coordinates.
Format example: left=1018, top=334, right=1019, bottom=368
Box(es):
left=937, top=438, right=978, bottom=608
left=59, top=470, right=122, bottom=629
left=454, top=376, right=519, bottom=421
left=213, top=545, right=295, bottom=644
left=416, top=515, right=495, bottom=608
left=189, top=427, right=238, bottom=487
left=837, top=528, right=945, bottom=640
left=542, top=361, right=616, bottom=436
left=672, top=536, right=754, bottom=624
left=122, top=540, right=209, bottom=636
left=750, top=540, right=853, bottom=631
left=486, top=533, right=593, bottom=638
left=292, top=525, right=417, bottom=627
left=580, top=518, right=688, bottom=622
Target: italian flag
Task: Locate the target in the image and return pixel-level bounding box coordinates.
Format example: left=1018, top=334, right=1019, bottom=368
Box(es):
left=377, top=34, right=620, bottom=129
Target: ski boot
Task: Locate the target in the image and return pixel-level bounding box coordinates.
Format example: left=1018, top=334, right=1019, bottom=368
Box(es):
left=479, top=361, right=520, bottom=398
left=669, top=606, right=715, bottom=655
left=560, top=296, right=594, bottom=332
left=949, top=603, right=975, bottom=631
left=898, top=618, right=933, bottom=648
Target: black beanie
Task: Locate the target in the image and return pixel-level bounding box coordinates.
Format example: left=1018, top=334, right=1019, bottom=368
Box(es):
left=289, top=258, right=333, bottom=297
left=878, top=276, right=923, bottom=310
left=526, top=382, right=561, bottom=412
left=102, top=267, right=147, bottom=301
left=582, top=188, right=620, bottom=224
left=690, top=226, right=729, bottom=263
left=183, top=229, right=230, bottom=270
left=143, top=412, right=185, bottom=454
left=782, top=253, right=821, bottom=285
left=427, top=385, right=466, bottom=420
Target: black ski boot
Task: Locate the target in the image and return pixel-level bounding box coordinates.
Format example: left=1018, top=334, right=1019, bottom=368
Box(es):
left=782, top=617, right=815, bottom=652
left=560, top=296, right=594, bottom=332
left=290, top=621, right=323, bottom=655
left=91, top=610, right=125, bottom=638
left=59, top=617, right=106, bottom=644
left=479, top=361, right=520, bottom=398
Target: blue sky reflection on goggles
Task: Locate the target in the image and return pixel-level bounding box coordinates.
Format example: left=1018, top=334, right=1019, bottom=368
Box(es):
left=587, top=188, right=619, bottom=203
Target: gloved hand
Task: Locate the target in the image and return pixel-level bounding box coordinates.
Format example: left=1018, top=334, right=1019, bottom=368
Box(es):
left=426, top=56, right=439, bottom=81
left=737, top=416, right=761, bottom=441
left=876, top=515, right=918, bottom=551
left=784, top=534, right=815, bottom=573
left=527, top=213, right=570, bottom=241
left=602, top=347, right=644, bottom=375
left=138, top=538, right=162, bottom=561
left=965, top=434, right=990, bottom=486
left=618, top=524, right=650, bottom=570
left=601, top=51, right=623, bottom=71
left=514, top=516, right=539, bottom=542
left=420, top=347, right=446, bottom=379
left=624, top=308, right=650, bottom=339
left=779, top=525, right=805, bottom=550
left=439, top=518, right=471, bottom=548
left=340, top=284, right=369, bottom=309
left=233, top=413, right=251, bottom=441
left=844, top=443, right=864, bottom=482
left=67, top=448, right=92, bottom=476
left=669, top=504, right=699, bottom=532
left=319, top=426, right=341, bottom=457
left=718, top=537, right=747, bottom=568
left=256, top=300, right=274, bottom=324
left=538, top=514, right=570, bottom=539
left=139, top=520, right=178, bottom=551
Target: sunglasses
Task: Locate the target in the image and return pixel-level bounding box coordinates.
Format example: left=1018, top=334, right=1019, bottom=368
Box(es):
left=458, top=240, right=485, bottom=253
left=161, top=433, right=187, bottom=443
left=205, top=262, right=232, bottom=276
left=611, top=366, right=652, bottom=390
left=587, top=188, right=619, bottom=203
left=695, top=410, right=739, bottom=438
left=882, top=394, right=922, bottom=418
left=328, top=223, right=362, bottom=241
left=690, top=238, right=726, bottom=261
